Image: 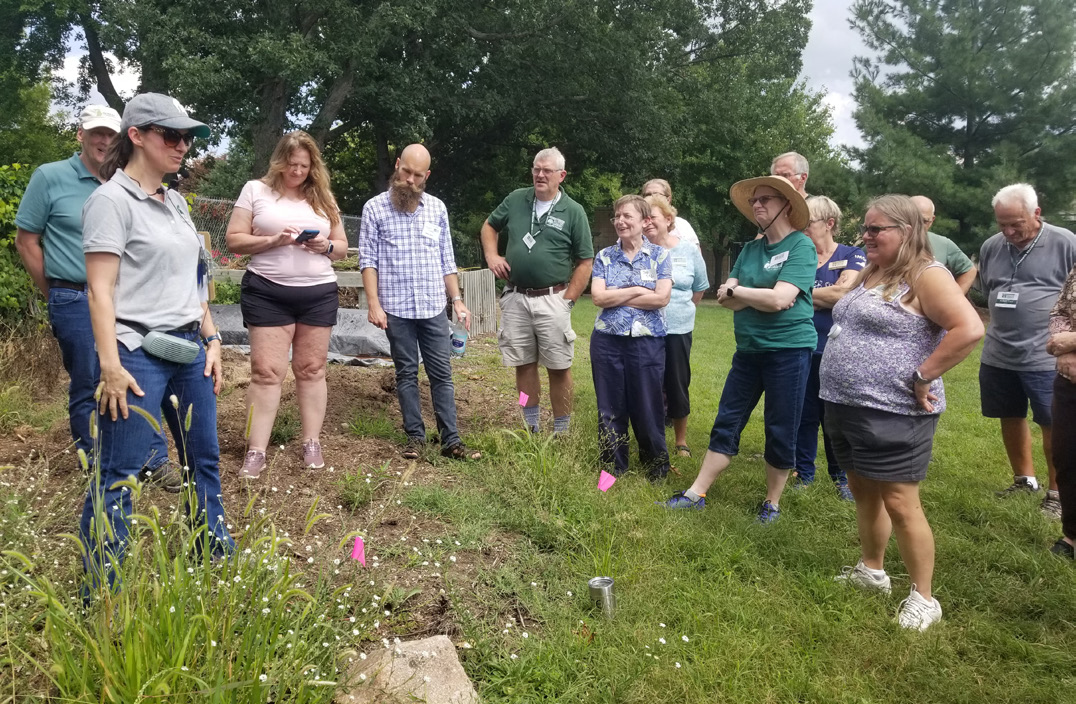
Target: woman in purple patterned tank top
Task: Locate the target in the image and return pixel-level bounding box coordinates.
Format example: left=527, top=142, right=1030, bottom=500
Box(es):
left=818, top=195, right=983, bottom=631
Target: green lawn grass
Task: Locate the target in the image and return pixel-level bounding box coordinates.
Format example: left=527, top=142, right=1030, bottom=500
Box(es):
left=416, top=298, right=1076, bottom=703
left=2, top=298, right=1073, bottom=703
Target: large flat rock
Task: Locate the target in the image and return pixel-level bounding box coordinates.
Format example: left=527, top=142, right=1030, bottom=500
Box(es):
left=337, top=635, right=479, bottom=704
left=210, top=305, right=391, bottom=358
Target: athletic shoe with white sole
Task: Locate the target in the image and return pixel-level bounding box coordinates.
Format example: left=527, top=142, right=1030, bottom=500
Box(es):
left=834, top=559, right=892, bottom=594
left=897, top=585, right=942, bottom=631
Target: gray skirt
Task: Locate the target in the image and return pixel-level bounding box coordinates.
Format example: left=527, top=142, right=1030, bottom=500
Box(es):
left=824, top=402, right=939, bottom=482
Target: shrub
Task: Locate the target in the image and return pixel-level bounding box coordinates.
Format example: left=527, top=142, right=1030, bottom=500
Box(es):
left=0, top=164, right=37, bottom=320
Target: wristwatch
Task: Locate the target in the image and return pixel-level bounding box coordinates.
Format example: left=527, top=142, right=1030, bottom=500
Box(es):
left=450, top=295, right=463, bottom=303
left=326, top=242, right=334, bottom=256
left=913, top=369, right=934, bottom=386
left=203, top=333, right=222, bottom=345
left=726, top=286, right=736, bottom=297
left=567, top=299, right=576, bottom=309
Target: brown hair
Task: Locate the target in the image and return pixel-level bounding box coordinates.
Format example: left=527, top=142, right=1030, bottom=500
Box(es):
left=614, top=194, right=650, bottom=219
left=644, top=195, right=677, bottom=221
left=99, top=129, right=137, bottom=181
left=856, top=194, right=933, bottom=300
left=261, top=131, right=341, bottom=226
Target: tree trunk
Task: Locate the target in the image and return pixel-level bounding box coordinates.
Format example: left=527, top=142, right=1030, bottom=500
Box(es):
left=79, top=15, right=123, bottom=113
left=374, top=122, right=393, bottom=193
left=308, top=64, right=356, bottom=147
left=250, top=79, right=290, bottom=178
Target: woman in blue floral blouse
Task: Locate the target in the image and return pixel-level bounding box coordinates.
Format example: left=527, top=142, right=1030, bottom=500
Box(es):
left=590, top=195, right=673, bottom=480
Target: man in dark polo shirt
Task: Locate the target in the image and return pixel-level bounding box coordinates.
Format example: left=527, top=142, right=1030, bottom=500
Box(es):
left=980, top=183, right=1076, bottom=519
left=14, top=105, right=180, bottom=490
left=480, top=147, right=594, bottom=434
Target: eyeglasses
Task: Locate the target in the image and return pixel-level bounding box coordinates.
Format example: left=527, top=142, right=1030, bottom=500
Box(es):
left=859, top=224, right=902, bottom=237
left=747, top=195, right=786, bottom=207
left=144, top=125, right=194, bottom=147
left=531, top=167, right=563, bottom=176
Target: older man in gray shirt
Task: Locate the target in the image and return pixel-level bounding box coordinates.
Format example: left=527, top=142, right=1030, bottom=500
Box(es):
left=979, top=183, right=1076, bottom=519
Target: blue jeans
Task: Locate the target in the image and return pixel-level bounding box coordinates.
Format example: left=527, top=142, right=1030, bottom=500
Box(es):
left=49, top=286, right=171, bottom=469
left=384, top=313, right=460, bottom=447
left=591, top=332, right=669, bottom=478
left=708, top=348, right=812, bottom=469
left=79, top=335, right=234, bottom=595
left=794, top=353, right=846, bottom=484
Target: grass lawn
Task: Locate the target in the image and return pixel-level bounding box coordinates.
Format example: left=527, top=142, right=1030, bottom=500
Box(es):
left=1, top=298, right=1073, bottom=702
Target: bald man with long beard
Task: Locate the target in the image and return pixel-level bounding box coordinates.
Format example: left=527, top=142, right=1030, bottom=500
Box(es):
left=359, top=144, right=481, bottom=461
left=911, top=195, right=978, bottom=294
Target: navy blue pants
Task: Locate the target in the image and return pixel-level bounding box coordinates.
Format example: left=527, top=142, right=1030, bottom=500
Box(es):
left=795, top=353, right=847, bottom=484
left=591, top=332, right=669, bottom=478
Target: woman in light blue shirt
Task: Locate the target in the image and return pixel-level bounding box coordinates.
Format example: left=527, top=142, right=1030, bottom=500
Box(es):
left=644, top=196, right=709, bottom=456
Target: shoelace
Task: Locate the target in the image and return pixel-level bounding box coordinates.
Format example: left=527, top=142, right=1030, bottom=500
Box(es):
left=897, top=593, right=932, bottom=625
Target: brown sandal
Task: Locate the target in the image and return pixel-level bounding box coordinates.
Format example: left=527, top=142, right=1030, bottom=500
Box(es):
left=402, top=437, right=423, bottom=460
left=676, top=445, right=692, bottom=458
left=441, top=443, right=482, bottom=461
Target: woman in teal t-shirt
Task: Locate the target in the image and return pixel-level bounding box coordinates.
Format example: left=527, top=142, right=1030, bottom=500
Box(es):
left=661, top=176, right=816, bottom=523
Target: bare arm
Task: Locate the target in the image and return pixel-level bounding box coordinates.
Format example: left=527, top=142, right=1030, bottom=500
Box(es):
left=726, top=281, right=802, bottom=313
left=590, top=279, right=646, bottom=308
left=444, top=273, right=471, bottom=332
left=1047, top=330, right=1076, bottom=356
left=813, top=269, right=859, bottom=310
left=361, top=267, right=387, bottom=330
left=86, top=252, right=144, bottom=420
left=914, top=267, right=986, bottom=411
left=224, top=206, right=296, bottom=255
left=299, top=219, right=349, bottom=261
left=716, top=278, right=748, bottom=311
left=953, top=266, right=978, bottom=295
left=691, top=291, right=705, bottom=305
left=630, top=279, right=672, bottom=310
left=480, top=219, right=511, bottom=280
left=14, top=229, right=48, bottom=295
left=199, top=302, right=223, bottom=394
left=564, top=258, right=594, bottom=301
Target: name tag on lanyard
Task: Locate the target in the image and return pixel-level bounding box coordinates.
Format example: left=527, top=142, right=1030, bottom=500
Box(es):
left=995, top=291, right=1019, bottom=309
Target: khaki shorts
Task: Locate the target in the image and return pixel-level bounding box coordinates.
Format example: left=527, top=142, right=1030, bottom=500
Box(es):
left=498, top=290, right=577, bottom=369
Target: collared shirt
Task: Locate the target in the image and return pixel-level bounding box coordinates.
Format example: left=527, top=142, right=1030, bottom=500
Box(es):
left=15, top=154, right=102, bottom=282
left=82, top=169, right=205, bottom=350
left=979, top=222, right=1076, bottom=370
left=592, top=237, right=672, bottom=337
left=358, top=190, right=458, bottom=320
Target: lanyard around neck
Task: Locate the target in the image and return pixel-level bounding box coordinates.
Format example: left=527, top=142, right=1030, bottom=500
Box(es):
left=1008, top=223, right=1045, bottom=274
left=531, top=191, right=561, bottom=235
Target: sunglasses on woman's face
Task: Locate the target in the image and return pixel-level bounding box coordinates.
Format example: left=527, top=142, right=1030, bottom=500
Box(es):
left=145, top=125, right=194, bottom=147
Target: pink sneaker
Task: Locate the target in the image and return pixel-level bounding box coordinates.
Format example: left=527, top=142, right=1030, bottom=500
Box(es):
left=239, top=450, right=266, bottom=479
left=303, top=440, right=325, bottom=469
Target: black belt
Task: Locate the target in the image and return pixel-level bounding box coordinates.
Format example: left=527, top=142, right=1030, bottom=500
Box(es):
left=117, top=318, right=200, bottom=334
left=48, top=278, right=85, bottom=291
left=505, top=282, right=568, bottom=297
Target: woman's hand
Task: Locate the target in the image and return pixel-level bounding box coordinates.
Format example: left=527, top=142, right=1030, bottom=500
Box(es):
left=97, top=364, right=144, bottom=421
left=204, top=340, right=223, bottom=394
left=300, top=233, right=333, bottom=256
left=913, top=381, right=939, bottom=413
left=1058, top=352, right=1076, bottom=382
left=1046, top=331, right=1076, bottom=356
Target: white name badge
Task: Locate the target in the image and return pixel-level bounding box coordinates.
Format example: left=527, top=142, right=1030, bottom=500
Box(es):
left=421, top=223, right=440, bottom=240
left=640, top=269, right=656, bottom=282
left=995, top=291, right=1019, bottom=309
left=522, top=233, right=537, bottom=250
left=546, top=216, right=565, bottom=231
left=765, top=251, right=789, bottom=270
left=673, top=256, right=688, bottom=267
left=828, top=259, right=848, bottom=270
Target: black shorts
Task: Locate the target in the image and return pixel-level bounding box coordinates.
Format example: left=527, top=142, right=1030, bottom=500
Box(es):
left=240, top=271, right=338, bottom=328
left=824, top=402, right=938, bottom=483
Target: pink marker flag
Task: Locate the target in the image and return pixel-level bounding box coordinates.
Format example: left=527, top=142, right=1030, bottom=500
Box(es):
left=519, top=391, right=529, bottom=406
left=598, top=471, right=617, bottom=492
left=352, top=536, right=366, bottom=566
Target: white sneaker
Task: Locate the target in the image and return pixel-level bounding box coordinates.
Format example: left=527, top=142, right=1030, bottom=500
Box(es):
left=834, top=560, right=892, bottom=594
left=897, top=585, right=942, bottom=631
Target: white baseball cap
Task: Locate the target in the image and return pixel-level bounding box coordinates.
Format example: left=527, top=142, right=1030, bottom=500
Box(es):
left=79, top=105, right=122, bottom=132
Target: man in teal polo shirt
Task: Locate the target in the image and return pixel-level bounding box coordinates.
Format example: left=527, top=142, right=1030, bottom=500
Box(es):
left=480, top=147, right=594, bottom=435
left=911, top=195, right=978, bottom=294
left=14, top=105, right=179, bottom=489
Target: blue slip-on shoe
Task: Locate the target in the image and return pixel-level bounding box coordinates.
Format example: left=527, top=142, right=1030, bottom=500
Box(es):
left=659, top=491, right=705, bottom=510
left=836, top=482, right=855, bottom=502
left=756, top=500, right=781, bottom=523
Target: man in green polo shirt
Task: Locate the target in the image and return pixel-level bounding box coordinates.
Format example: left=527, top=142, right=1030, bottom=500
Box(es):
left=479, top=147, right=594, bottom=435
left=911, top=195, right=978, bottom=294
left=14, top=105, right=180, bottom=490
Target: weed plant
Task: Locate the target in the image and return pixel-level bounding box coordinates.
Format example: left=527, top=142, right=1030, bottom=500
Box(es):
left=269, top=405, right=301, bottom=446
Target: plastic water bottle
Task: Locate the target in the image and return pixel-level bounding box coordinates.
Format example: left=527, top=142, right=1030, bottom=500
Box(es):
left=450, top=313, right=468, bottom=357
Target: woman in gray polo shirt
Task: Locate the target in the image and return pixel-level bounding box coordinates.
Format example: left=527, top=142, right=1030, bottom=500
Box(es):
left=79, top=93, right=234, bottom=596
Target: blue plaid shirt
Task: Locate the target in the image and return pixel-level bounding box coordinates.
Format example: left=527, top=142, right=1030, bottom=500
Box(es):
left=358, top=191, right=458, bottom=320
left=592, top=238, right=672, bottom=337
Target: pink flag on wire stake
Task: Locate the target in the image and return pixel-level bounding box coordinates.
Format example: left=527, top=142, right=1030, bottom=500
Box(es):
left=519, top=391, right=529, bottom=406
left=352, top=536, right=366, bottom=566
left=598, top=471, right=617, bottom=492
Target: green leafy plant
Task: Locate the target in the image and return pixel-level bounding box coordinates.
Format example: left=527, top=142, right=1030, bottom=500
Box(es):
left=269, top=405, right=301, bottom=446
left=0, top=164, right=36, bottom=319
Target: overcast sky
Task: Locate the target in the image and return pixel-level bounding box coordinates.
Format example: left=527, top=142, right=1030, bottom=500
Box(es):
left=799, top=0, right=872, bottom=150
left=61, top=1, right=872, bottom=151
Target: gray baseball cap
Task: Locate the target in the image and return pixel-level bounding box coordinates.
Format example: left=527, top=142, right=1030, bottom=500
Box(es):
left=120, top=93, right=211, bottom=138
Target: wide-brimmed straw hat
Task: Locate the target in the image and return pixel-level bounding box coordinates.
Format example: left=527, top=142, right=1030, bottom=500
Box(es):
left=729, top=175, right=809, bottom=231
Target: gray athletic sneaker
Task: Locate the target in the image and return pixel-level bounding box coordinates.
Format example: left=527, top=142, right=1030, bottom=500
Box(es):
left=1041, top=491, right=1062, bottom=520
left=834, top=559, right=892, bottom=594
